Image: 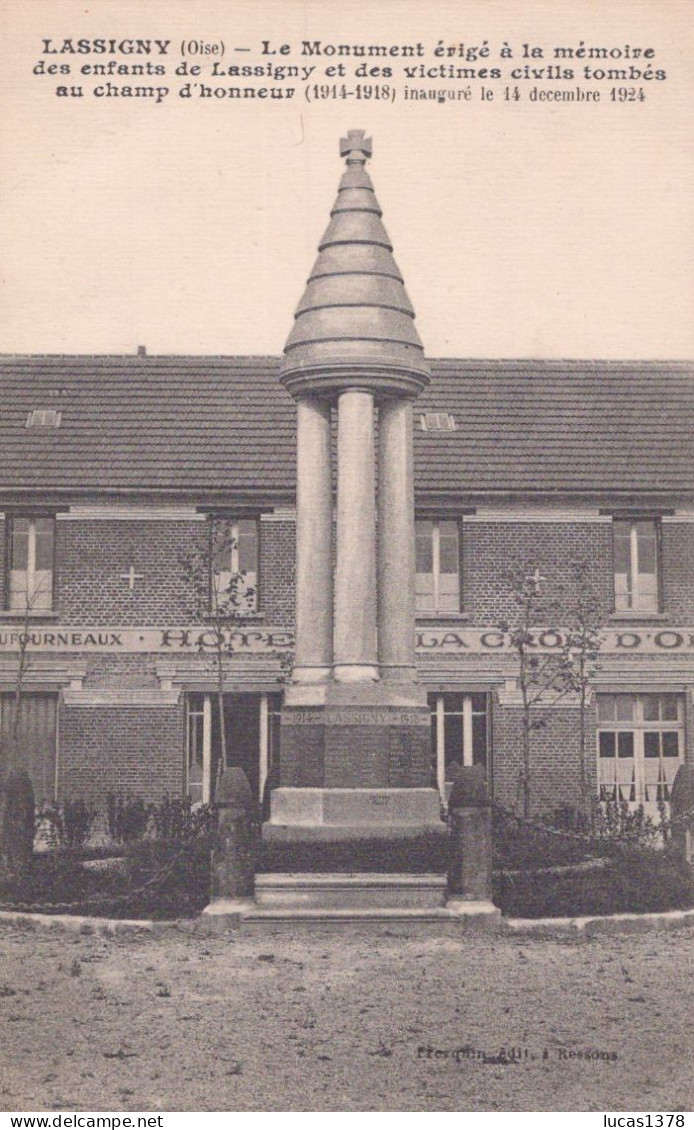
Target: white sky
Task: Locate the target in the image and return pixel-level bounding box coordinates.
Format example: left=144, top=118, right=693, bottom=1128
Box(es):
left=1, top=0, right=692, bottom=359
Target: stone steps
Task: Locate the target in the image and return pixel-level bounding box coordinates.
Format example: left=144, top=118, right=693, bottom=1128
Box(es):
left=255, top=872, right=447, bottom=910
left=201, top=872, right=501, bottom=930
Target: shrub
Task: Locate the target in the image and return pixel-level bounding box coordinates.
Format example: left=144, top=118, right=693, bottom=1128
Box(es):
left=34, top=799, right=98, bottom=851
left=123, top=836, right=212, bottom=919
left=547, top=804, right=591, bottom=834
left=34, top=804, right=63, bottom=850
left=106, top=794, right=151, bottom=844
left=594, top=799, right=664, bottom=849
left=492, top=808, right=589, bottom=871
left=0, top=829, right=213, bottom=918
left=61, top=799, right=99, bottom=849
left=0, top=769, right=35, bottom=878
left=0, top=849, right=123, bottom=911
left=150, top=796, right=213, bottom=840
left=494, top=845, right=694, bottom=918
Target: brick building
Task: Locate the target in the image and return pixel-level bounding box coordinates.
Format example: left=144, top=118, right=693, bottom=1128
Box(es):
left=1, top=133, right=692, bottom=828
left=1, top=353, right=692, bottom=821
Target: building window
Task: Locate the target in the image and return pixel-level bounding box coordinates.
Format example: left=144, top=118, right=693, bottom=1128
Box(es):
left=211, top=518, right=259, bottom=613
left=613, top=519, right=659, bottom=612
left=416, top=519, right=461, bottom=613
left=597, top=693, right=683, bottom=810
left=7, top=516, right=55, bottom=611
left=429, top=692, right=488, bottom=797
left=420, top=412, right=456, bottom=432
left=186, top=693, right=209, bottom=805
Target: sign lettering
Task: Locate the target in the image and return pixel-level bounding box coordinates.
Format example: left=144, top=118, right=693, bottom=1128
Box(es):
left=0, top=626, right=693, bottom=656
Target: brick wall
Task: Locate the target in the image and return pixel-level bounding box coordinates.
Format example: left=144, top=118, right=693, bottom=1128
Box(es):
left=80, top=654, right=161, bottom=689
left=0, top=519, right=5, bottom=608
left=661, top=523, right=694, bottom=618
left=56, top=520, right=206, bottom=623
left=462, top=522, right=614, bottom=625
left=0, top=516, right=298, bottom=628
left=490, top=695, right=599, bottom=816
left=258, top=520, right=295, bottom=626
left=0, top=513, right=692, bottom=629
left=1, top=509, right=691, bottom=813
left=59, top=704, right=185, bottom=801
left=685, top=692, right=694, bottom=768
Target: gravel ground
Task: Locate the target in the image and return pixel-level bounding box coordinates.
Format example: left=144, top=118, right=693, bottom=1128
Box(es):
left=0, top=921, right=692, bottom=1113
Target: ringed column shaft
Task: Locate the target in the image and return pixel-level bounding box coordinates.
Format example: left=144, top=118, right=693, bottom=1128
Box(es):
left=334, top=388, right=378, bottom=681
left=377, top=398, right=417, bottom=681
left=293, top=396, right=333, bottom=683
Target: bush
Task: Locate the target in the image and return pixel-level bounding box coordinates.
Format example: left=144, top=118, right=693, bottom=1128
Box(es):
left=494, top=845, right=694, bottom=918
left=106, top=794, right=151, bottom=844
left=123, top=836, right=212, bottom=918
left=0, top=832, right=213, bottom=919
left=62, top=799, right=99, bottom=848
left=35, top=800, right=99, bottom=851
left=0, top=769, right=35, bottom=878
left=594, top=799, right=664, bottom=849
left=492, top=808, right=589, bottom=871
left=150, top=796, right=213, bottom=840
left=0, top=849, right=123, bottom=910
left=34, top=804, right=62, bottom=850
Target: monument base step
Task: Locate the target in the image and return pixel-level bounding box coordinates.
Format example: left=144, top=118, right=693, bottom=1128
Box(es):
left=255, top=871, right=446, bottom=909
left=200, top=873, right=501, bottom=930
left=201, top=900, right=500, bottom=931
left=262, top=821, right=447, bottom=842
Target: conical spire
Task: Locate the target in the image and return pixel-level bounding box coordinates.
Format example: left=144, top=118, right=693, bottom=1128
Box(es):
left=281, top=131, right=430, bottom=399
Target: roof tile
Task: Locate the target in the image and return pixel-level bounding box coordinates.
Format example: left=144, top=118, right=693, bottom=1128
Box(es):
left=0, top=355, right=691, bottom=497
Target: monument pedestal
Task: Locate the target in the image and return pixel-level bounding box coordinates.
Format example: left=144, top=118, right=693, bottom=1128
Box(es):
left=265, top=680, right=442, bottom=841
left=271, top=132, right=442, bottom=846
left=264, top=787, right=443, bottom=841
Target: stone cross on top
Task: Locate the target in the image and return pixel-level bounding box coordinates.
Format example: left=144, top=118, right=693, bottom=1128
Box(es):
left=340, top=130, right=372, bottom=163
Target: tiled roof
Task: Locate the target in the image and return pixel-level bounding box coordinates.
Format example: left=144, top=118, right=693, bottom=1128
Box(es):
left=0, top=356, right=294, bottom=497
left=0, top=355, right=691, bottom=497
left=414, top=359, right=694, bottom=495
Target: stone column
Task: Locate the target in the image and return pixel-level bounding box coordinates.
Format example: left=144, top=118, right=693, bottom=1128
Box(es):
left=377, top=398, right=417, bottom=682
left=293, top=397, right=333, bottom=683
left=334, top=388, right=378, bottom=682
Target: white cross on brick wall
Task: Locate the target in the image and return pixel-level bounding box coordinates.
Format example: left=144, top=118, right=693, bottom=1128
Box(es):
left=120, top=565, right=144, bottom=591
left=526, top=567, right=546, bottom=593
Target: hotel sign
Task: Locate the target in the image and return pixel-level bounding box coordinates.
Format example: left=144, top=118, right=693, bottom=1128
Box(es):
left=0, top=626, right=693, bottom=655
left=0, top=626, right=294, bottom=654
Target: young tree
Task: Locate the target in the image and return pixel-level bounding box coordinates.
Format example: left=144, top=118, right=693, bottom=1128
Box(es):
left=498, top=564, right=575, bottom=818
left=4, top=568, right=52, bottom=771
left=563, top=562, right=603, bottom=828
left=0, top=568, right=50, bottom=875
left=181, top=517, right=256, bottom=795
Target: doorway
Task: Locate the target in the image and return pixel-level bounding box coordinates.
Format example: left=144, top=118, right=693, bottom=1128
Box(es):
left=186, top=691, right=281, bottom=804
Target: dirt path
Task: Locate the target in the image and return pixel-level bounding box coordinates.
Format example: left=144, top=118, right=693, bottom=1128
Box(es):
left=1, top=922, right=692, bottom=1112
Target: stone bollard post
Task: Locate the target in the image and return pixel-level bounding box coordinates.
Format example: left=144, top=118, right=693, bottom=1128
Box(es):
left=209, top=767, right=258, bottom=902
left=670, top=764, right=694, bottom=867
left=447, top=765, right=494, bottom=903
left=0, top=769, right=35, bottom=881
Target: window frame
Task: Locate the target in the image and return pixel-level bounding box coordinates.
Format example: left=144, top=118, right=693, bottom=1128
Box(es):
left=4, top=512, right=57, bottom=613
left=611, top=515, right=662, bottom=614
left=208, top=514, right=260, bottom=616
left=415, top=515, right=462, bottom=615
left=596, top=692, right=684, bottom=809
left=428, top=691, right=490, bottom=798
